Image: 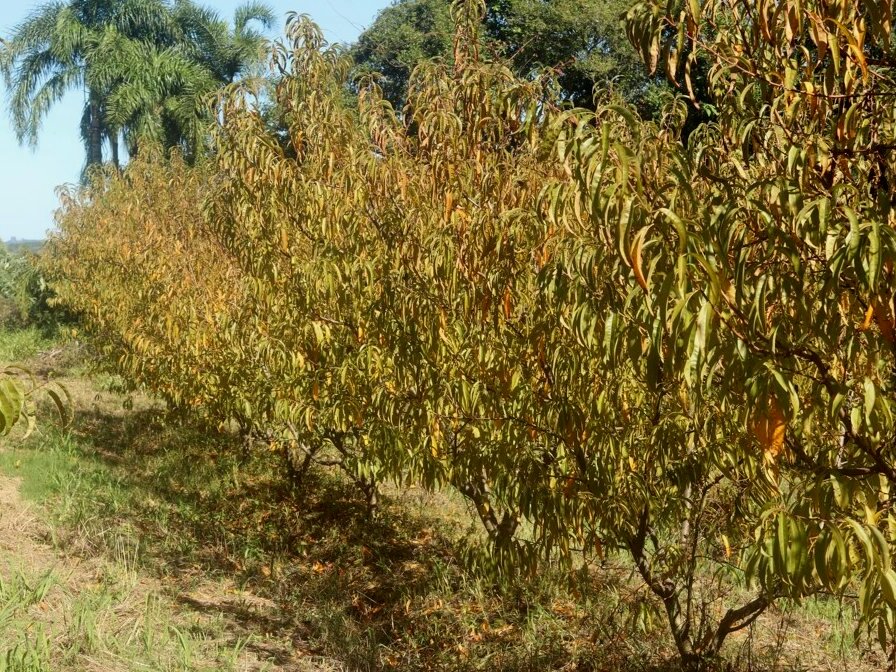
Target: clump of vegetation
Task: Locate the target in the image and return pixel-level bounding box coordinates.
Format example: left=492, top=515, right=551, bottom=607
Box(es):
left=0, top=242, right=74, bottom=443
left=40, top=1, right=896, bottom=670
left=0, top=242, right=44, bottom=329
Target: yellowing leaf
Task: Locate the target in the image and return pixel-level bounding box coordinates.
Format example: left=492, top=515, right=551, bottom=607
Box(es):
left=859, top=303, right=874, bottom=331
left=754, top=397, right=786, bottom=462
left=629, top=227, right=650, bottom=291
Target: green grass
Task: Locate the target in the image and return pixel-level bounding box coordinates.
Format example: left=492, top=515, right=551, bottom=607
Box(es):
left=0, top=572, right=54, bottom=672
left=0, top=440, right=79, bottom=503
left=0, top=327, right=54, bottom=364
left=0, top=347, right=885, bottom=671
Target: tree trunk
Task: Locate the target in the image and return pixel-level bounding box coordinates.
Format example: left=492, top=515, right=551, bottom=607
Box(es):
left=86, top=90, right=103, bottom=169
left=110, top=130, right=120, bottom=169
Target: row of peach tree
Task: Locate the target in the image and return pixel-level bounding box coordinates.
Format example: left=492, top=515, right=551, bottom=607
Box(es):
left=44, top=1, right=896, bottom=668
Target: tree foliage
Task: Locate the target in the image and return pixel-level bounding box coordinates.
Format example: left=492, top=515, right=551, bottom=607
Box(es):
left=353, top=0, right=665, bottom=110
left=619, top=0, right=896, bottom=657
left=47, top=155, right=246, bottom=419
left=484, top=0, right=660, bottom=105
left=352, top=0, right=455, bottom=106
left=0, top=0, right=273, bottom=170
left=45, top=1, right=896, bottom=669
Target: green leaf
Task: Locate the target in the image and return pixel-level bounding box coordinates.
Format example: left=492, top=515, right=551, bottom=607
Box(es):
left=0, top=378, right=25, bottom=436
left=868, top=216, right=882, bottom=291
left=46, top=385, right=73, bottom=428
left=881, top=569, right=896, bottom=609
left=846, top=519, right=877, bottom=566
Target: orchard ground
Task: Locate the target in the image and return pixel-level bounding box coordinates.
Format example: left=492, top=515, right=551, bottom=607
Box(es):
left=0, top=328, right=885, bottom=671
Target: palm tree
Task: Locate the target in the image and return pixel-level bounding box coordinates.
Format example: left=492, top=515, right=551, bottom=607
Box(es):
left=0, top=0, right=177, bottom=170
left=172, top=0, right=275, bottom=84
left=0, top=0, right=273, bottom=173
left=87, top=25, right=217, bottom=163
left=101, top=0, right=275, bottom=160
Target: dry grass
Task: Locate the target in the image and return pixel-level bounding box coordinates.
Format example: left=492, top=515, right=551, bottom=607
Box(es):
left=0, top=471, right=291, bottom=671
left=0, top=337, right=887, bottom=672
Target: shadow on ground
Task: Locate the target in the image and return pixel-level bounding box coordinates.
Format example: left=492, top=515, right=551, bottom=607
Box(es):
left=32, top=400, right=870, bottom=672
left=46, top=403, right=674, bottom=672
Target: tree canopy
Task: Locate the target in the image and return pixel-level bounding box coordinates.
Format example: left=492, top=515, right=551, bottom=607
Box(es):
left=0, top=0, right=273, bottom=171
left=352, top=0, right=665, bottom=110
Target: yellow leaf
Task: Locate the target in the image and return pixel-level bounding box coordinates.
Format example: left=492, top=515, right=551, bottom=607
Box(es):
left=859, top=303, right=874, bottom=331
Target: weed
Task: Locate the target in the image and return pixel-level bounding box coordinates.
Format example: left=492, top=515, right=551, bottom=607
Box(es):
left=0, top=630, right=51, bottom=672
left=0, top=571, right=55, bottom=672
left=0, top=328, right=53, bottom=365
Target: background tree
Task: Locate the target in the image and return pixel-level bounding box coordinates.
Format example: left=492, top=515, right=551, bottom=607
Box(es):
left=85, top=30, right=216, bottom=163
left=0, top=0, right=273, bottom=172
left=92, top=1, right=274, bottom=162
left=172, top=0, right=275, bottom=84
left=484, top=0, right=658, bottom=106
left=352, top=0, right=665, bottom=110
left=1, top=0, right=175, bottom=169
left=352, top=0, right=455, bottom=106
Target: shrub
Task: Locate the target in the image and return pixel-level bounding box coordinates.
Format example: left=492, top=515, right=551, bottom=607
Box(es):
left=45, top=1, right=896, bottom=668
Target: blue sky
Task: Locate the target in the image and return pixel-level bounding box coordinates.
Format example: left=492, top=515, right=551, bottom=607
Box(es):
left=0, top=0, right=390, bottom=241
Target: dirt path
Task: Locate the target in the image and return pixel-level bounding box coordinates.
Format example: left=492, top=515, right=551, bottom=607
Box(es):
left=0, top=472, right=338, bottom=672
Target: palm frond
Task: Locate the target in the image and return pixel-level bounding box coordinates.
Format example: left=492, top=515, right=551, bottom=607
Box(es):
left=23, top=63, right=83, bottom=145
left=233, top=2, right=276, bottom=35
left=1, top=2, right=67, bottom=59
left=8, top=49, right=71, bottom=144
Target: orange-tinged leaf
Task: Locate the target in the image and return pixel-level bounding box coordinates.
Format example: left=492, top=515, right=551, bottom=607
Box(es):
left=873, top=298, right=896, bottom=346
left=859, top=304, right=874, bottom=331
left=630, top=228, right=649, bottom=291
left=754, top=398, right=786, bottom=462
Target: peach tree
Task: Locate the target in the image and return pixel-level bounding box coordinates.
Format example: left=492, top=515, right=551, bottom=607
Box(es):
left=608, top=0, right=896, bottom=661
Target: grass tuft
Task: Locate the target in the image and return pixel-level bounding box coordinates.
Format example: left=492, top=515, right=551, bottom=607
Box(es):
left=0, top=327, right=54, bottom=364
